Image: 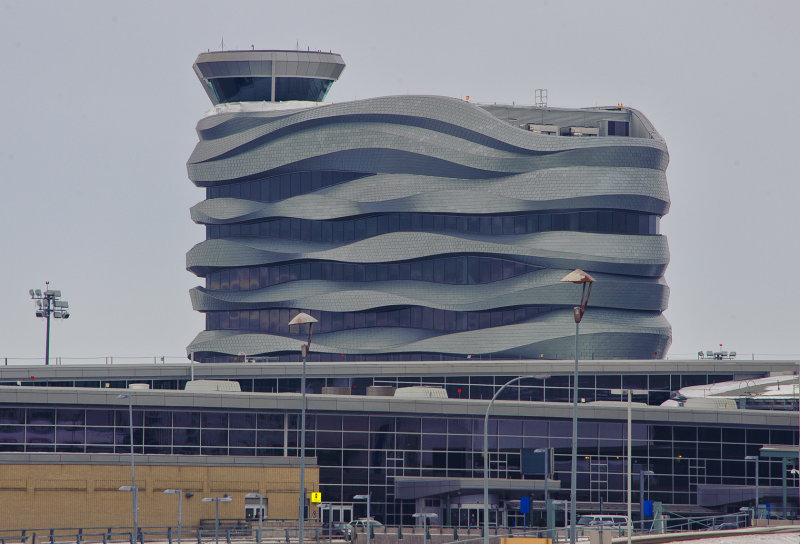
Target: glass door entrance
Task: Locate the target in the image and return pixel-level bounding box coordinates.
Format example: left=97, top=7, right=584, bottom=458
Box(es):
left=321, top=505, right=353, bottom=524
left=451, top=505, right=497, bottom=528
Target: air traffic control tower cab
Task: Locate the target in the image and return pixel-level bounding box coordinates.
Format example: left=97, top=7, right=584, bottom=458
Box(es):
left=193, top=49, right=346, bottom=104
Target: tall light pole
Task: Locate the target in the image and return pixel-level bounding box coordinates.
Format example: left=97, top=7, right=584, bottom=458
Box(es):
left=29, top=283, right=70, bottom=365
left=745, top=456, right=759, bottom=520
left=118, top=393, right=137, bottom=543
left=484, top=376, right=536, bottom=544
left=610, top=388, right=647, bottom=544
left=353, top=494, right=372, bottom=541
left=164, top=489, right=184, bottom=544
left=245, top=492, right=265, bottom=543
left=560, top=269, right=594, bottom=544
left=202, top=496, right=232, bottom=544
left=288, top=312, right=318, bottom=544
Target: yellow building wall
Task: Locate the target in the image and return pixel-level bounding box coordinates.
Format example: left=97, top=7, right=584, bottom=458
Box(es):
left=0, top=463, right=318, bottom=531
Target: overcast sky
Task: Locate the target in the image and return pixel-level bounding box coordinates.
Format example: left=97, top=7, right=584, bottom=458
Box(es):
left=1, top=1, right=798, bottom=363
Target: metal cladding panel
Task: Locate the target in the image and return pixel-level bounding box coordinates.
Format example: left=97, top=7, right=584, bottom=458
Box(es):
left=185, top=93, right=671, bottom=361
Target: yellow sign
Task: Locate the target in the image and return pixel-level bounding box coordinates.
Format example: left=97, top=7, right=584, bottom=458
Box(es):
left=311, top=492, right=322, bottom=503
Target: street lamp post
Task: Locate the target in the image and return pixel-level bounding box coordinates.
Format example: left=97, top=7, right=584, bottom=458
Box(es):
left=164, top=490, right=184, bottom=544
left=202, top=496, right=232, bottom=544
left=484, top=376, right=536, bottom=544
left=610, top=388, right=648, bottom=544
left=412, top=513, right=438, bottom=544
left=353, top=494, right=372, bottom=541
left=29, top=283, right=70, bottom=365
left=245, top=493, right=265, bottom=543
left=317, top=504, right=332, bottom=544
left=560, top=269, right=595, bottom=544
left=639, top=470, right=654, bottom=532
left=118, top=393, right=137, bottom=543
left=551, top=500, right=569, bottom=540
left=745, top=456, right=759, bottom=520
left=287, top=312, right=318, bottom=544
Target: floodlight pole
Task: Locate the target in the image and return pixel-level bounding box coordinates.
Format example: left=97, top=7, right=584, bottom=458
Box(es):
left=484, top=376, right=536, bottom=544
left=29, top=284, right=70, bottom=366
left=560, top=269, right=594, bottom=544
left=45, top=307, right=51, bottom=366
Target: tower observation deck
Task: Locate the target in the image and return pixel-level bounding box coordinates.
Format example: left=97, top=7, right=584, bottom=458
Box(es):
left=193, top=49, right=345, bottom=104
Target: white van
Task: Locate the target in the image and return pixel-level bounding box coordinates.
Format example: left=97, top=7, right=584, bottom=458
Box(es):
left=577, top=515, right=630, bottom=527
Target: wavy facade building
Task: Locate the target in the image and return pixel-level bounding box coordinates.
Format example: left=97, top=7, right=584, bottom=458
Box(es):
left=186, top=50, right=671, bottom=362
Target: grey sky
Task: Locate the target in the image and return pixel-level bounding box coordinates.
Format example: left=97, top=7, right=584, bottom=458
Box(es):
left=1, top=1, right=798, bottom=362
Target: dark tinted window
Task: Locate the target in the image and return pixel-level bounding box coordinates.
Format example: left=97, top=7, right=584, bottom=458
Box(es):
left=207, top=210, right=661, bottom=240
left=275, top=77, right=334, bottom=102
left=209, top=77, right=272, bottom=103
left=207, top=305, right=554, bottom=334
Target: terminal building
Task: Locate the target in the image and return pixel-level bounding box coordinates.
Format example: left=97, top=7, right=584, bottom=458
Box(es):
left=0, top=360, right=799, bottom=530
left=2, top=50, right=796, bottom=533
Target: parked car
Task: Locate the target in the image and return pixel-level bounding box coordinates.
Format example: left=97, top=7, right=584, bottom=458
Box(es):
left=349, top=518, right=384, bottom=530
left=322, top=522, right=352, bottom=540
left=577, top=515, right=630, bottom=527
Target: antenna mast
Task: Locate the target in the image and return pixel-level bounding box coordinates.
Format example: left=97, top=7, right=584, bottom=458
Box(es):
left=535, top=89, right=548, bottom=107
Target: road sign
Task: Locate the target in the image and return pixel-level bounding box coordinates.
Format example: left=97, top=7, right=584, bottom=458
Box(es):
left=311, top=492, right=322, bottom=503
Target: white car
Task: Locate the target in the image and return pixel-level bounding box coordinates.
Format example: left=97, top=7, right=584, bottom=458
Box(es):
left=349, top=519, right=384, bottom=530
left=577, top=515, right=630, bottom=527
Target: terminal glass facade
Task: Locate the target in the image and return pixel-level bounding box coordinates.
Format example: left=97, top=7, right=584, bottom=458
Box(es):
left=0, top=402, right=793, bottom=525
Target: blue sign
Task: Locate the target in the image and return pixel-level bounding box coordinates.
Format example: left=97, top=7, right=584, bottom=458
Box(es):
left=643, top=500, right=653, bottom=519
left=520, top=497, right=530, bottom=514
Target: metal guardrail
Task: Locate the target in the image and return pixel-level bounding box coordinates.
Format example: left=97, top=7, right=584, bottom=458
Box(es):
left=0, top=526, right=596, bottom=544
left=0, top=517, right=761, bottom=544
left=1, top=356, right=189, bottom=366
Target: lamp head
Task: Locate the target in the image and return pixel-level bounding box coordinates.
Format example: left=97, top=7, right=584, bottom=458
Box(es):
left=560, top=269, right=595, bottom=284
left=288, top=312, right=318, bottom=326
left=561, top=269, right=595, bottom=323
